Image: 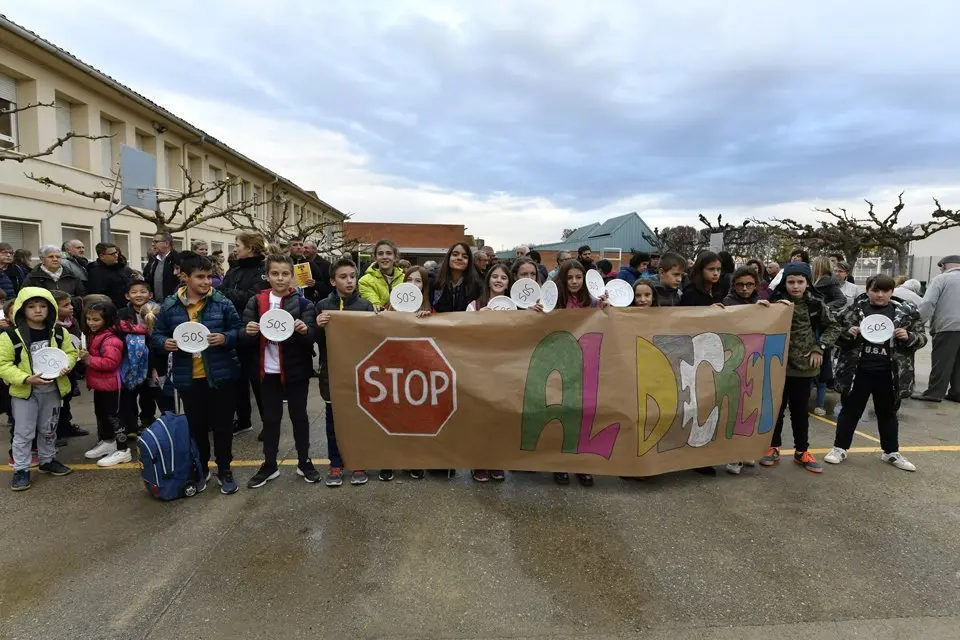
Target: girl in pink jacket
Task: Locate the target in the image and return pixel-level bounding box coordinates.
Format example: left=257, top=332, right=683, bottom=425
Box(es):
left=79, top=301, right=129, bottom=467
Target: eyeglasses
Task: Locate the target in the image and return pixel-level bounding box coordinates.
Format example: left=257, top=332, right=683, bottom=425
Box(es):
left=734, top=282, right=756, bottom=289
left=103, top=251, right=119, bottom=257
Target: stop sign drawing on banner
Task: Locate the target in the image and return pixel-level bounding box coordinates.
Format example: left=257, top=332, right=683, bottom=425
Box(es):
left=356, top=338, right=458, bottom=436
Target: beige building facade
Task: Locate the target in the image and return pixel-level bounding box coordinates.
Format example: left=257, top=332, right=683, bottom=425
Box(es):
left=0, top=17, right=344, bottom=269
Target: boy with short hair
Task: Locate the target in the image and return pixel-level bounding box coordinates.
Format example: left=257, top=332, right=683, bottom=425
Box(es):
left=316, top=258, right=374, bottom=487
left=825, top=274, right=926, bottom=471
left=0, top=287, right=79, bottom=490
left=242, top=254, right=319, bottom=488
left=654, top=252, right=685, bottom=307
left=152, top=253, right=243, bottom=495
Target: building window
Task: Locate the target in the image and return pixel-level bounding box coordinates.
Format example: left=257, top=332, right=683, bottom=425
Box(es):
left=228, top=243, right=236, bottom=256
left=188, top=154, right=202, bottom=183
left=164, top=144, right=179, bottom=189
left=0, top=73, right=18, bottom=150
left=99, top=117, right=117, bottom=176
left=55, top=96, right=74, bottom=165
left=61, top=225, right=92, bottom=254
left=226, top=173, right=239, bottom=204
left=252, top=185, right=262, bottom=218
left=135, top=132, right=146, bottom=151
left=109, top=230, right=130, bottom=262
left=0, top=218, right=41, bottom=257
left=210, top=241, right=223, bottom=254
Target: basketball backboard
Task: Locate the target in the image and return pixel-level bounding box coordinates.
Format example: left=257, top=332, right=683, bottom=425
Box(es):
left=120, top=144, right=157, bottom=210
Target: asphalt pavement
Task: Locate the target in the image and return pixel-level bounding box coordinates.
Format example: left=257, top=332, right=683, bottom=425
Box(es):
left=1, top=345, right=958, bottom=640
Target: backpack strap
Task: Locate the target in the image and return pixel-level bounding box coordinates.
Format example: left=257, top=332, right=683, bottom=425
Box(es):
left=5, top=328, right=24, bottom=367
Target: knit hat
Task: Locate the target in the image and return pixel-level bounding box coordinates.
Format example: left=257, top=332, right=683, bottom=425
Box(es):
left=781, top=261, right=812, bottom=282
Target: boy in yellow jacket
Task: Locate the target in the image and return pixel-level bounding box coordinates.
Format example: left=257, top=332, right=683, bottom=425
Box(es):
left=0, top=287, right=78, bottom=491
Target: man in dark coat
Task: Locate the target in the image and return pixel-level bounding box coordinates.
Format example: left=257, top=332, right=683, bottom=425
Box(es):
left=142, top=232, right=179, bottom=302
left=86, top=242, right=135, bottom=308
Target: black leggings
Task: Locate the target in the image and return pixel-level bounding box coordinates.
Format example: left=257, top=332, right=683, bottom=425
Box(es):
left=771, top=376, right=812, bottom=452
left=94, top=390, right=124, bottom=450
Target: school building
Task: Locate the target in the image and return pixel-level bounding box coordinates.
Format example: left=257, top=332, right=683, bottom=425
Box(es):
left=0, top=16, right=345, bottom=268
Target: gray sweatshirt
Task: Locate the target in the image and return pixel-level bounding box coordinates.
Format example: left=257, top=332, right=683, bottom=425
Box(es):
left=919, top=267, right=960, bottom=333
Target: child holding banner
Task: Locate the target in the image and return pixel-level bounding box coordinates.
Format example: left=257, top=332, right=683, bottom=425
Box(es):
left=824, top=274, right=926, bottom=471
left=243, top=254, right=320, bottom=489
left=358, top=239, right=404, bottom=311
left=317, top=258, right=375, bottom=487
left=631, top=279, right=659, bottom=307
left=466, top=264, right=512, bottom=312
left=654, top=252, right=685, bottom=307
left=680, top=252, right=726, bottom=307
left=762, top=262, right=841, bottom=473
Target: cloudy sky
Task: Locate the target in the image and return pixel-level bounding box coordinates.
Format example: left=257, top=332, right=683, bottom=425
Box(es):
left=10, top=1, right=960, bottom=249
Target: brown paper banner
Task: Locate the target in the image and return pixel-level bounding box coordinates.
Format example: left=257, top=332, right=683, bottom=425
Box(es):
left=327, top=305, right=791, bottom=475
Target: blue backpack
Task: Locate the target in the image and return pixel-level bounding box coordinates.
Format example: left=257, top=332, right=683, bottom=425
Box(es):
left=137, top=412, right=203, bottom=500
left=120, top=333, right=150, bottom=390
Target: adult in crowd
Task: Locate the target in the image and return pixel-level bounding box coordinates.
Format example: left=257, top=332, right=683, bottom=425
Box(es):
left=914, top=254, right=960, bottom=403
left=482, top=246, right=497, bottom=267
left=577, top=245, right=594, bottom=271
left=142, top=232, right=179, bottom=303
left=288, top=237, right=305, bottom=260
left=515, top=245, right=530, bottom=259
left=474, top=248, right=490, bottom=275
left=220, top=232, right=269, bottom=434
left=643, top=253, right=661, bottom=278
left=0, top=243, right=25, bottom=294
left=548, top=250, right=571, bottom=280
left=834, top=262, right=859, bottom=305
left=894, top=276, right=923, bottom=307
left=596, top=259, right=617, bottom=283
left=86, top=242, right=135, bottom=309
left=191, top=239, right=209, bottom=256
left=23, top=245, right=86, bottom=306
left=790, top=249, right=810, bottom=264
left=528, top=250, right=549, bottom=284
left=829, top=252, right=856, bottom=284
left=210, top=251, right=225, bottom=288
left=617, top=251, right=650, bottom=286
left=359, top=239, right=405, bottom=310
left=811, top=256, right=847, bottom=309
left=432, top=242, right=482, bottom=313
left=0, top=249, right=14, bottom=299
left=61, top=238, right=90, bottom=282
left=302, top=240, right=332, bottom=302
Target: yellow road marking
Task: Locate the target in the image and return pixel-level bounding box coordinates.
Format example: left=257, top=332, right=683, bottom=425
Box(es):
left=785, top=446, right=960, bottom=455
left=809, top=412, right=882, bottom=443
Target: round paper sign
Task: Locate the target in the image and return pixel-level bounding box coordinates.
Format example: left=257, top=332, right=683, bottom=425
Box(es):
left=540, top=280, right=559, bottom=313
left=585, top=269, right=606, bottom=300
left=259, top=308, right=295, bottom=342
left=860, top=314, right=895, bottom=344
left=173, top=321, right=210, bottom=354
left=487, top=296, right=518, bottom=311
left=33, top=347, right=68, bottom=379
left=511, top=279, right=541, bottom=309
left=390, top=283, right=423, bottom=313
left=605, top=279, right=634, bottom=307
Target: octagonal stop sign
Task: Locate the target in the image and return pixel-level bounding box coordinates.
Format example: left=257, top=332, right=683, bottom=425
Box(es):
left=356, top=338, right=457, bottom=436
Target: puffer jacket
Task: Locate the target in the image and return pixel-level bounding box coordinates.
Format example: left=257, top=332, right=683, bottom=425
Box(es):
left=84, top=328, right=124, bottom=392
left=616, top=265, right=644, bottom=286
left=358, top=263, right=405, bottom=307
left=220, top=255, right=269, bottom=315
left=151, top=288, right=242, bottom=391
left=0, top=287, right=79, bottom=399
left=242, top=288, right=318, bottom=384
left=834, top=294, right=927, bottom=402
left=316, top=289, right=374, bottom=401
left=814, top=276, right=847, bottom=310
left=770, top=288, right=841, bottom=377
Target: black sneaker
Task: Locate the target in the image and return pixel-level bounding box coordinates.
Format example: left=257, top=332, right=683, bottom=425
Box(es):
left=247, top=464, right=280, bottom=489
left=297, top=459, right=321, bottom=484
left=55, top=438, right=67, bottom=448
left=378, top=469, right=394, bottom=482
left=217, top=469, right=239, bottom=495
left=61, top=424, right=89, bottom=438
left=11, top=469, right=30, bottom=491
left=38, top=459, right=72, bottom=476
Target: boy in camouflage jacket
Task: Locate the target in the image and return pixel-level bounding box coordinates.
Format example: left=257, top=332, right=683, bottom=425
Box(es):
left=761, top=262, right=841, bottom=473
left=824, top=274, right=927, bottom=472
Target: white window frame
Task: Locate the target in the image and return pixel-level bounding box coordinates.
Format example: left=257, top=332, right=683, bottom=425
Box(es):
left=55, top=96, right=74, bottom=165
left=0, top=73, right=18, bottom=150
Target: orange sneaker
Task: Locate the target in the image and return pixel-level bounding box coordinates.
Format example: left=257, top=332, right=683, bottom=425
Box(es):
left=793, top=451, right=823, bottom=473
left=759, top=447, right=780, bottom=466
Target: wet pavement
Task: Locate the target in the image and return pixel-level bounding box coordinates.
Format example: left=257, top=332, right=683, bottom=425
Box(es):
left=1, top=345, right=959, bottom=639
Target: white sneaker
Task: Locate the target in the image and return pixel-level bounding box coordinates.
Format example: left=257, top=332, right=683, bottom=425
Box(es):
left=725, top=462, right=743, bottom=475
left=813, top=407, right=827, bottom=416
left=824, top=447, right=847, bottom=464
left=742, top=460, right=757, bottom=467
left=881, top=452, right=916, bottom=472
left=96, top=449, right=132, bottom=467
left=84, top=440, right=117, bottom=459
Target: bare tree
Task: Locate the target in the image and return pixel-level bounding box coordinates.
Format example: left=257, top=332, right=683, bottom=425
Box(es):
left=863, top=193, right=960, bottom=274
left=753, top=206, right=876, bottom=267
left=27, top=165, right=261, bottom=234
left=233, top=196, right=358, bottom=256
left=561, top=228, right=576, bottom=240
left=1, top=101, right=111, bottom=162
left=657, top=225, right=702, bottom=258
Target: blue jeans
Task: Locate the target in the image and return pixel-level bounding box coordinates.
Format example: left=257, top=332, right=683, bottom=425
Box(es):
left=815, top=382, right=827, bottom=408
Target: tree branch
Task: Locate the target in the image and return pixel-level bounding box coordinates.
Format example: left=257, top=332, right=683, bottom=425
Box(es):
left=1, top=132, right=113, bottom=163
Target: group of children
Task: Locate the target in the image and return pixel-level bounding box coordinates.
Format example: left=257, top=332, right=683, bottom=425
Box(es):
left=2, top=241, right=926, bottom=494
